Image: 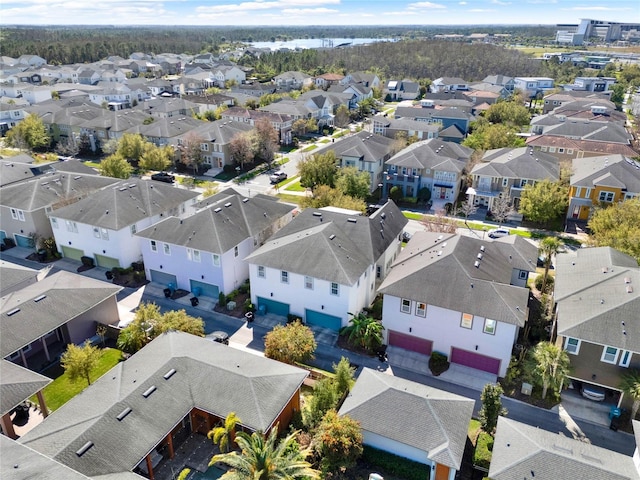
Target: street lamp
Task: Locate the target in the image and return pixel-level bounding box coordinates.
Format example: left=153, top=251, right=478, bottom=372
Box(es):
left=482, top=226, right=487, bottom=240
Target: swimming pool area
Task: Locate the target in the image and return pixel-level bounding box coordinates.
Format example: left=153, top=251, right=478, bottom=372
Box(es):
left=187, top=465, right=226, bottom=480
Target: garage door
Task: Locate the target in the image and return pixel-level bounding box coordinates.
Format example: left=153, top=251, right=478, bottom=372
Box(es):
left=0, top=231, right=6, bottom=241
left=15, top=234, right=33, bottom=248
left=257, top=297, right=290, bottom=317
left=95, top=254, right=120, bottom=269
left=451, top=347, right=501, bottom=375
left=305, top=309, right=342, bottom=330
left=388, top=331, right=432, bottom=355
left=61, top=245, right=84, bottom=261
left=149, top=269, right=177, bottom=287
left=190, top=279, right=219, bottom=299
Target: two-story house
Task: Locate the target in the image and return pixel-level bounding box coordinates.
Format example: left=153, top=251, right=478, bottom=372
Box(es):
left=430, top=77, right=469, bottom=93
left=394, top=104, right=474, bottom=136
left=466, top=147, right=560, bottom=211
left=382, top=139, right=473, bottom=210
left=48, top=178, right=199, bottom=268
left=245, top=201, right=407, bottom=330
left=568, top=154, right=640, bottom=220
left=555, top=247, right=640, bottom=409
left=379, top=232, right=537, bottom=377
left=564, top=76, right=616, bottom=92
left=372, top=117, right=441, bottom=142
left=513, top=77, right=555, bottom=98
left=221, top=107, right=293, bottom=145
left=0, top=97, right=28, bottom=134
left=135, top=188, right=296, bottom=299
left=273, top=71, right=314, bottom=91
left=384, top=79, right=420, bottom=101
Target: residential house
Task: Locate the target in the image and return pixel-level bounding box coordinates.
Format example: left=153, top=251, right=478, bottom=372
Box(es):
left=0, top=171, right=118, bottom=249
left=466, top=146, right=560, bottom=210
left=245, top=201, right=407, bottom=330
left=378, top=232, right=537, bottom=377
left=297, top=90, right=354, bottom=125
left=372, top=116, right=441, bottom=142
left=382, top=138, right=473, bottom=209
left=0, top=153, right=52, bottom=188
left=314, top=72, right=344, bottom=89
left=133, top=98, right=200, bottom=119
left=394, top=105, right=474, bottom=136
left=128, top=116, right=205, bottom=147
left=543, top=91, right=612, bottom=114
left=1, top=270, right=121, bottom=371
left=48, top=178, right=199, bottom=268
left=489, top=417, right=640, bottom=480
left=462, top=86, right=502, bottom=105
left=513, top=77, right=555, bottom=98
left=384, top=79, right=420, bottom=101
left=88, top=83, right=133, bottom=110
left=182, top=93, right=235, bottom=114
left=221, top=107, right=293, bottom=145
left=530, top=105, right=625, bottom=135
left=18, top=331, right=307, bottom=479
left=482, top=74, right=515, bottom=93
left=564, top=76, right=616, bottom=92
left=313, top=131, right=396, bottom=192
left=77, top=69, right=101, bottom=86
left=340, top=71, right=381, bottom=89
left=537, top=121, right=632, bottom=146
left=328, top=82, right=372, bottom=108
left=273, top=71, right=313, bottom=90
left=15, top=54, right=47, bottom=68
left=568, top=154, right=640, bottom=220
left=0, top=260, right=38, bottom=296
left=526, top=134, right=639, bottom=160
left=0, top=96, right=28, bottom=134
left=230, top=82, right=277, bottom=98
left=339, top=368, right=474, bottom=480
left=18, top=84, right=53, bottom=105
left=555, top=247, right=640, bottom=409
left=420, top=93, right=475, bottom=111
left=136, top=188, right=296, bottom=299
left=430, top=77, right=469, bottom=93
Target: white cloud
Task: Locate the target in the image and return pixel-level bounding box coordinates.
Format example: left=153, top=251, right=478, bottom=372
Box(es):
left=459, top=1, right=467, bottom=4
left=282, top=7, right=338, bottom=13
left=196, top=0, right=340, bottom=14
left=407, top=1, right=446, bottom=8
left=491, top=0, right=511, bottom=5
left=563, top=5, right=632, bottom=11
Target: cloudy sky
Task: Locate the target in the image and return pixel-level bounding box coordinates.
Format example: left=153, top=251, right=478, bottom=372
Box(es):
left=1, top=0, right=638, bottom=26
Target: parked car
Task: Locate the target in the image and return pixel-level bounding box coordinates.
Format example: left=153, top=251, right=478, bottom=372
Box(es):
left=269, top=171, right=287, bottom=184
left=151, top=172, right=175, bottom=183
left=487, top=228, right=510, bottom=239
left=581, top=385, right=605, bottom=402
left=209, top=331, right=229, bottom=345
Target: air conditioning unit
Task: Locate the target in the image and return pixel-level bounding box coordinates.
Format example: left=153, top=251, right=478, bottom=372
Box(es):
left=521, top=382, right=533, bottom=396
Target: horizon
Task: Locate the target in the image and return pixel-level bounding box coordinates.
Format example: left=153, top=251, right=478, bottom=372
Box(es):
left=1, top=0, right=638, bottom=27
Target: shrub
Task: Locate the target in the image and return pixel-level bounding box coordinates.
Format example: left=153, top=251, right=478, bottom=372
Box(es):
left=473, top=432, right=494, bottom=469
left=218, top=292, right=227, bottom=307
left=238, top=282, right=249, bottom=294
left=362, top=446, right=430, bottom=480
left=401, top=196, right=418, bottom=204
left=534, top=274, right=554, bottom=293
left=226, top=289, right=238, bottom=301
left=243, top=299, right=254, bottom=313
left=429, top=351, right=450, bottom=376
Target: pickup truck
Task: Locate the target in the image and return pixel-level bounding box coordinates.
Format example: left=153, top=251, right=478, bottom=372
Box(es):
left=150, top=172, right=175, bottom=183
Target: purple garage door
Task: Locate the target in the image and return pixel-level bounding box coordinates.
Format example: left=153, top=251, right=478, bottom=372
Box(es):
left=451, top=348, right=501, bottom=375
left=388, top=331, right=433, bottom=355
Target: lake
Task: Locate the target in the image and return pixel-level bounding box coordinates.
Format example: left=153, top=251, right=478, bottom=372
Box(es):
left=249, top=38, right=394, bottom=51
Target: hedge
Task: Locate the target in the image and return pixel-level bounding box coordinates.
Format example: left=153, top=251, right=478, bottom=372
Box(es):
left=362, top=446, right=430, bottom=480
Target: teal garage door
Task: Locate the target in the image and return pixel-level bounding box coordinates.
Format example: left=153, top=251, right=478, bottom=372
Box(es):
left=95, top=254, right=120, bottom=269
left=305, top=309, right=342, bottom=330
left=257, top=297, right=290, bottom=317
left=0, top=231, right=6, bottom=241
left=61, top=245, right=84, bottom=261
left=150, top=269, right=177, bottom=287
left=189, top=279, right=219, bottom=299
left=15, top=234, right=33, bottom=248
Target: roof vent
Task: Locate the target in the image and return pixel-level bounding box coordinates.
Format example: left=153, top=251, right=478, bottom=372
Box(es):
left=480, top=245, right=485, bottom=252
left=602, top=267, right=608, bottom=273
left=437, top=250, right=443, bottom=256
left=74, top=175, right=82, bottom=180
left=224, top=202, right=232, bottom=207
left=474, top=260, right=480, bottom=268
left=242, top=198, right=249, bottom=203
left=142, top=385, right=157, bottom=398
left=6, top=308, right=20, bottom=316
left=329, top=234, right=336, bottom=240
left=119, top=187, right=127, bottom=191
left=34, top=295, right=47, bottom=302
left=477, top=253, right=483, bottom=260
left=347, top=218, right=357, bottom=223
left=76, top=441, right=94, bottom=457
left=116, top=407, right=132, bottom=421
left=437, top=235, right=443, bottom=240
left=163, top=368, right=176, bottom=380
left=214, top=207, right=222, bottom=213
left=624, top=277, right=631, bottom=284
left=627, top=285, right=634, bottom=294
left=312, top=211, right=322, bottom=217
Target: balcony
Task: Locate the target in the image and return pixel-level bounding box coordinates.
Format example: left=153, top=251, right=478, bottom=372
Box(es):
left=384, top=171, right=419, bottom=185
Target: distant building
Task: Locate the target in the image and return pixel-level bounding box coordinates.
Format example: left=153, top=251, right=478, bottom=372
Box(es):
left=556, top=19, right=640, bottom=45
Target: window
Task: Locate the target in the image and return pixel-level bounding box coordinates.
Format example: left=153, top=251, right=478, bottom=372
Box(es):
left=281, top=270, right=289, bottom=284
left=483, top=318, right=497, bottom=335
left=212, top=254, right=221, bottom=266
left=51, top=217, right=58, bottom=229
left=549, top=147, right=556, bottom=153
left=558, top=148, right=564, bottom=153
left=400, top=298, right=411, bottom=314
left=65, top=220, right=78, bottom=233
left=305, top=276, right=313, bottom=290
left=330, top=282, right=339, bottom=296
left=163, top=243, right=171, bottom=255
left=564, top=337, right=580, bottom=354
left=502, top=178, right=508, bottom=187
left=234, top=246, right=239, bottom=257
left=193, top=249, right=201, bottom=262
left=9, top=344, right=32, bottom=360
left=567, top=149, right=574, bottom=155
left=416, top=302, right=426, bottom=317
left=601, top=346, right=619, bottom=364
left=257, top=265, right=265, bottom=278
left=93, top=227, right=101, bottom=238
left=461, top=313, right=473, bottom=329
left=519, top=270, right=527, bottom=280
left=598, top=191, right=615, bottom=203
left=100, top=228, right=109, bottom=240
left=376, top=265, right=381, bottom=279
left=150, top=240, right=157, bottom=252
left=619, top=350, right=632, bottom=368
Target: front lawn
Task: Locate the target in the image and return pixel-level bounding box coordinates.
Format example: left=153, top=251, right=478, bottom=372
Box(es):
left=301, top=144, right=318, bottom=152
left=33, top=347, right=124, bottom=412
left=276, top=193, right=303, bottom=205
left=468, top=419, right=493, bottom=470
left=284, top=179, right=306, bottom=192
left=403, top=211, right=424, bottom=220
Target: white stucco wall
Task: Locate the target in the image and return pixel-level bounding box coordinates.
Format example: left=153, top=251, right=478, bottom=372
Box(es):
left=382, top=295, right=517, bottom=377
left=363, top=430, right=430, bottom=465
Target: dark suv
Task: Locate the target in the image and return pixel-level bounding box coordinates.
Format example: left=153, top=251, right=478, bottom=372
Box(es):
left=151, top=172, right=175, bottom=183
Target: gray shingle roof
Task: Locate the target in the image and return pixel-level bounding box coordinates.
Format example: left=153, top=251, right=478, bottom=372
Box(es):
left=50, top=178, right=199, bottom=230
left=0, top=360, right=51, bottom=416
left=378, top=232, right=536, bottom=326
left=314, top=131, right=396, bottom=163
left=555, top=247, right=640, bottom=351
left=338, top=368, right=474, bottom=470
left=245, top=201, right=407, bottom=285
left=571, top=154, right=640, bottom=193
left=471, top=147, right=559, bottom=180
left=489, top=417, right=639, bottom=480
left=386, top=138, right=472, bottom=171
left=0, top=261, right=38, bottom=295
left=543, top=121, right=631, bottom=144
left=0, top=271, right=121, bottom=357
left=18, top=331, right=307, bottom=478
left=136, top=188, right=295, bottom=253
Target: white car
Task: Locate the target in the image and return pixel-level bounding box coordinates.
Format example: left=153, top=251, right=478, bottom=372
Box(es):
left=487, top=228, right=510, bottom=239
left=269, top=171, right=287, bottom=184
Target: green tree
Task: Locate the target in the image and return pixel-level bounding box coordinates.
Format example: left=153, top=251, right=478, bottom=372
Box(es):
left=313, top=410, right=363, bottom=472
left=305, top=377, right=338, bottom=429
left=519, top=179, right=569, bottom=226
left=208, top=412, right=240, bottom=453
left=100, top=153, right=133, bottom=179
left=139, top=144, right=172, bottom=172
left=181, top=132, right=206, bottom=176
left=333, top=357, right=355, bottom=398
left=252, top=117, right=279, bottom=169
left=479, top=383, right=507, bottom=435
left=60, top=340, right=102, bottom=387
left=202, top=181, right=219, bottom=198
left=588, top=197, right=640, bottom=263
left=116, top=133, right=147, bottom=163
left=620, top=370, right=640, bottom=420
left=610, top=83, right=626, bottom=108
left=229, top=132, right=254, bottom=170
left=538, top=236, right=563, bottom=293
left=264, top=321, right=317, bottom=365
left=6, top=113, right=50, bottom=150
left=299, top=185, right=366, bottom=212
left=485, top=101, right=531, bottom=126
left=526, top=341, right=570, bottom=400
left=334, top=104, right=350, bottom=128
left=209, top=426, right=319, bottom=480
left=292, top=118, right=308, bottom=137
left=389, top=185, right=402, bottom=203
left=339, top=312, right=383, bottom=353
left=305, top=118, right=318, bottom=134
left=462, top=120, right=525, bottom=150
left=335, top=166, right=370, bottom=199
left=298, top=151, right=338, bottom=190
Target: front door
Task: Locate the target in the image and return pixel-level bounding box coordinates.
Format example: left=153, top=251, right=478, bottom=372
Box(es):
left=435, top=463, right=450, bottom=480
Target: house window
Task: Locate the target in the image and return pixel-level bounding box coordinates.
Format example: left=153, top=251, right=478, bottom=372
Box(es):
left=564, top=337, right=580, bottom=354
left=400, top=298, right=411, bottom=314
left=150, top=240, right=157, bottom=252
left=193, top=249, right=201, bottom=262
left=483, top=318, right=497, bottom=335
left=601, top=346, right=619, bottom=364
left=130, top=224, right=137, bottom=235
left=305, top=276, right=314, bottom=290
left=100, top=228, right=109, bottom=240
left=598, top=191, right=615, bottom=203
left=163, top=243, right=171, bottom=255
left=520, top=179, right=528, bottom=188
left=330, top=282, right=339, bottom=296
left=257, top=265, right=265, bottom=278
left=549, top=147, right=556, bottom=153
left=540, top=146, right=548, bottom=152
left=461, top=313, right=473, bottom=329
left=51, top=217, right=58, bottom=229
left=416, top=302, right=426, bottom=317
left=567, top=149, right=574, bottom=155
left=619, top=350, right=632, bottom=368
left=376, top=265, right=381, bottom=279
left=558, top=148, right=564, bottom=153
left=502, top=178, right=508, bottom=187
left=212, top=254, right=221, bottom=266
left=93, top=227, right=101, bottom=238
left=9, top=344, right=32, bottom=360
left=65, top=220, right=78, bottom=233
left=10, top=208, right=24, bottom=221
left=281, top=271, right=289, bottom=284
left=519, top=270, right=527, bottom=280
left=234, top=246, right=239, bottom=257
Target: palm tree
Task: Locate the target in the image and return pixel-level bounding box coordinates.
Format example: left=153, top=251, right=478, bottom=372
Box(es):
left=538, top=236, right=563, bottom=293
left=208, top=412, right=240, bottom=454
left=620, top=370, right=640, bottom=420
left=527, top=341, right=571, bottom=399
left=340, top=312, right=384, bottom=353
left=209, top=425, right=319, bottom=480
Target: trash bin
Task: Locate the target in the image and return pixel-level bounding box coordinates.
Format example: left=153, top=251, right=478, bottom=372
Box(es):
left=192, top=287, right=202, bottom=297
left=163, top=288, right=172, bottom=298
left=190, top=297, right=199, bottom=307
left=245, top=312, right=254, bottom=323
left=610, top=416, right=621, bottom=431
left=258, top=304, right=266, bottom=315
